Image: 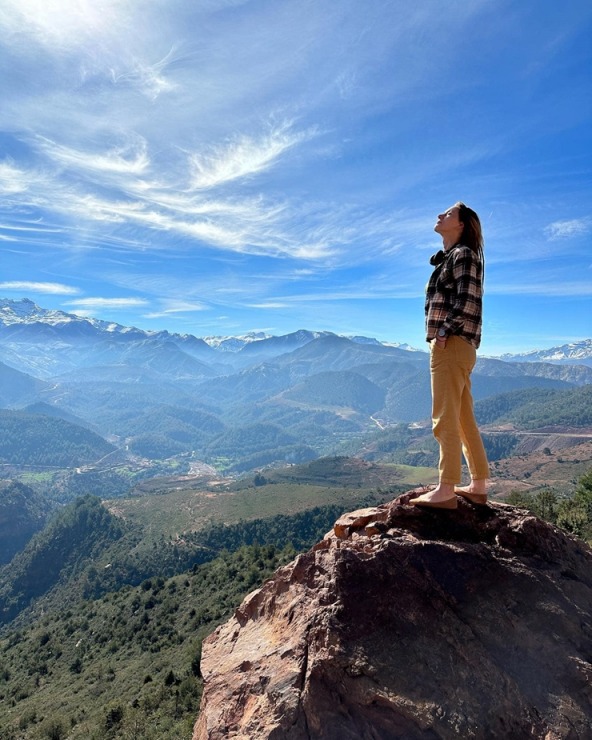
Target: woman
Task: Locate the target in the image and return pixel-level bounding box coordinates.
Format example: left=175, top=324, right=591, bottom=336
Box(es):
left=410, top=202, right=489, bottom=509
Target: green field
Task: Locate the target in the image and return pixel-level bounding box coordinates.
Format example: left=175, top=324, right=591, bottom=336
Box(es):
left=105, top=461, right=438, bottom=539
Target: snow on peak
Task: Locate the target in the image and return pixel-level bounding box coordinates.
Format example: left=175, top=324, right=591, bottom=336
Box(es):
left=203, top=332, right=271, bottom=351
left=500, top=339, right=592, bottom=362
left=0, top=297, right=74, bottom=326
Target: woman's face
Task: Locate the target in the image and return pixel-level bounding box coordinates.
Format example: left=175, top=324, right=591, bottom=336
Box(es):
left=434, top=205, right=462, bottom=238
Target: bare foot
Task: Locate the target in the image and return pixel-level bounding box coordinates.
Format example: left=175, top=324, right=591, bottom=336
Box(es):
left=455, top=480, right=488, bottom=505
left=410, top=483, right=456, bottom=505
left=454, top=480, right=487, bottom=496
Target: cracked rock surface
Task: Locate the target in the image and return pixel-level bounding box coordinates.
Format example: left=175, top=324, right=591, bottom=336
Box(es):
left=193, top=490, right=592, bottom=739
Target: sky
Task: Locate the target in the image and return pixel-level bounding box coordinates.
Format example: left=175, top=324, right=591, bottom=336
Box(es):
left=0, top=0, right=590, bottom=356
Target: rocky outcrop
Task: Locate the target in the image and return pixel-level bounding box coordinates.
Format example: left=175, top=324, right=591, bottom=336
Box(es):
left=194, top=490, right=592, bottom=739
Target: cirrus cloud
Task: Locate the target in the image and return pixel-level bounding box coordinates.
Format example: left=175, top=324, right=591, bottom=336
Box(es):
left=189, top=123, right=317, bottom=190
left=0, top=281, right=80, bottom=295
left=545, top=218, right=591, bottom=240
left=66, top=297, right=149, bottom=310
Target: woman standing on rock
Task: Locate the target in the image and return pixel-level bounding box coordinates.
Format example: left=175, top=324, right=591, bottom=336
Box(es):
left=410, top=202, right=489, bottom=509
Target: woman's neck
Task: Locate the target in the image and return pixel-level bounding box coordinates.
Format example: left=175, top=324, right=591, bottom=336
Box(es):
left=442, top=237, right=458, bottom=251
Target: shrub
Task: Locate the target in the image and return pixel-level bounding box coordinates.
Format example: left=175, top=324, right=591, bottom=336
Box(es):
left=40, top=717, right=66, bottom=740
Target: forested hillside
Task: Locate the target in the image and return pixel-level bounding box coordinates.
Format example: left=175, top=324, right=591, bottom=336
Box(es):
left=0, top=465, right=398, bottom=628
left=474, top=384, right=592, bottom=428
left=0, top=362, right=47, bottom=407
left=0, top=482, right=48, bottom=565
left=1, top=466, right=591, bottom=739
left=0, top=497, right=128, bottom=625
left=282, top=370, right=386, bottom=413
left=0, top=411, right=114, bottom=466
left=0, top=543, right=295, bottom=739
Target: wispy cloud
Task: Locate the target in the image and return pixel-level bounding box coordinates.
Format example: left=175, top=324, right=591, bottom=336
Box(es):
left=0, top=160, right=50, bottom=195
left=0, top=281, right=80, bottom=295
left=35, top=135, right=150, bottom=176
left=143, top=299, right=209, bottom=319
left=66, top=297, right=149, bottom=310
left=246, top=302, right=290, bottom=309
left=109, top=48, right=180, bottom=101
left=0, top=162, right=29, bottom=194
left=0, top=220, right=62, bottom=234
left=0, top=135, right=357, bottom=260
left=189, top=123, right=315, bottom=189
left=545, top=218, right=591, bottom=240
left=0, top=0, right=181, bottom=102
left=1, top=0, right=440, bottom=266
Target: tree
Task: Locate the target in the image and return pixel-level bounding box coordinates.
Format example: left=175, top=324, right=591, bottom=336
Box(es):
left=574, top=469, right=592, bottom=515
left=506, top=488, right=558, bottom=524
left=535, top=488, right=558, bottom=523
left=105, top=704, right=124, bottom=731
left=556, top=498, right=588, bottom=538
left=41, top=718, right=66, bottom=740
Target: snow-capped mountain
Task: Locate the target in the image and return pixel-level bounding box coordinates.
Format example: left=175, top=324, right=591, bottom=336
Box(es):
left=0, top=297, right=141, bottom=334
left=0, top=299, right=417, bottom=355
left=1, top=298, right=590, bottom=370
left=0, top=298, right=216, bottom=378
left=500, top=340, right=592, bottom=366
left=203, top=332, right=271, bottom=352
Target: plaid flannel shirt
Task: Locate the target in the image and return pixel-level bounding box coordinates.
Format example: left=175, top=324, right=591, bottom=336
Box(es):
left=425, top=244, right=483, bottom=349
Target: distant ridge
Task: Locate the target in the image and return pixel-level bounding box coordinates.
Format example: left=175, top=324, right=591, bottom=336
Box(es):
left=1, top=296, right=591, bottom=472
left=202, top=331, right=271, bottom=351
left=0, top=298, right=416, bottom=355
left=2, top=297, right=589, bottom=363
left=500, top=339, right=592, bottom=366
left=0, top=360, right=46, bottom=405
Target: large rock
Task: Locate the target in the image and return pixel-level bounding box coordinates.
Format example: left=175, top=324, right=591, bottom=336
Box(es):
left=194, top=490, right=592, bottom=739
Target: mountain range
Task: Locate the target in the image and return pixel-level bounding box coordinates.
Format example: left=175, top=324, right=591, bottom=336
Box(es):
left=1, top=297, right=590, bottom=740
left=3, top=297, right=591, bottom=364
left=499, top=339, right=592, bottom=365
left=1, top=297, right=591, bottom=472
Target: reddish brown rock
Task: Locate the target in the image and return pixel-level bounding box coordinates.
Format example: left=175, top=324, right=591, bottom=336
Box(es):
left=333, top=506, right=389, bottom=539
left=194, top=491, right=592, bottom=739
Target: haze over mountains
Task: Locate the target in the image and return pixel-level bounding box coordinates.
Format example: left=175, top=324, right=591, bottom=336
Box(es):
left=499, top=339, right=592, bottom=366
left=1, top=297, right=591, bottom=473
left=3, top=298, right=591, bottom=367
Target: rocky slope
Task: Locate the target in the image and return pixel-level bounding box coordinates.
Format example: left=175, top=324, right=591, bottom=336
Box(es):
left=195, top=491, right=592, bottom=739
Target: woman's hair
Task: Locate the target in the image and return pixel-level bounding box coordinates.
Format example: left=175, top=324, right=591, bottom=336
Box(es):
left=455, top=201, right=484, bottom=257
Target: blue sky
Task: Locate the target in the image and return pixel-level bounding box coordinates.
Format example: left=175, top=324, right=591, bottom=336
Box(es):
left=0, top=0, right=590, bottom=355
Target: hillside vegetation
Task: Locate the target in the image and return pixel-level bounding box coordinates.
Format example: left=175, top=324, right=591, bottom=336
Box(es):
left=507, top=468, right=592, bottom=542
left=0, top=497, right=128, bottom=625
left=0, top=482, right=48, bottom=565
left=1, top=465, right=591, bottom=739
left=0, top=543, right=295, bottom=740
left=0, top=411, right=114, bottom=467
left=474, top=385, right=592, bottom=428
left=0, top=459, right=410, bottom=627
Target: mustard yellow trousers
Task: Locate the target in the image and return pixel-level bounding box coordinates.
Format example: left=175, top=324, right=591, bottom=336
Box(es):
left=430, top=335, right=490, bottom=485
